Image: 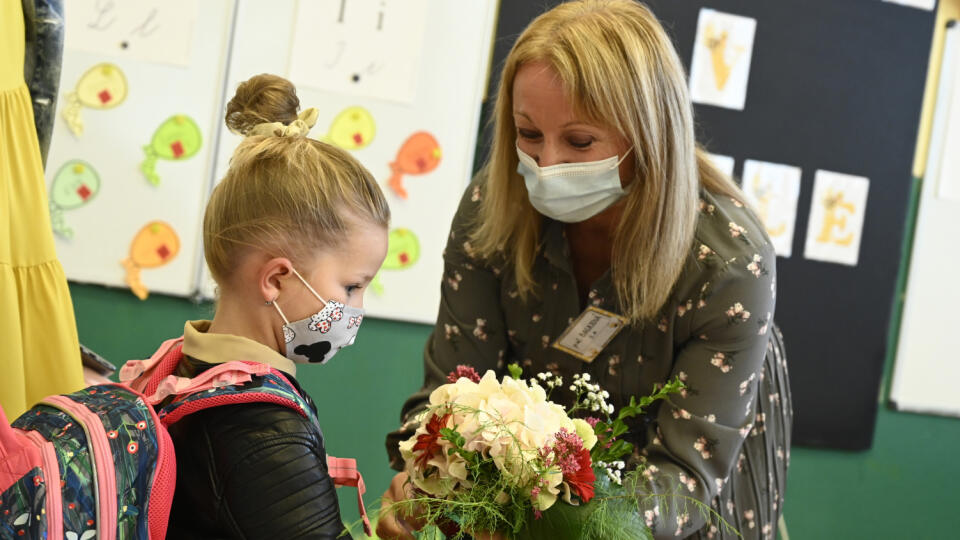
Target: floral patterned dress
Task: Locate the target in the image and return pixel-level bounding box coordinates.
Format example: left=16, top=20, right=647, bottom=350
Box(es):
left=387, top=179, right=792, bottom=539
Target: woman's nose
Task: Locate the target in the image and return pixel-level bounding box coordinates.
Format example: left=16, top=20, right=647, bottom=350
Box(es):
left=537, top=142, right=564, bottom=167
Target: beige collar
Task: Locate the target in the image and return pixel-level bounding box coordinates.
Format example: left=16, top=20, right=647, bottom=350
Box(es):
left=181, top=320, right=297, bottom=377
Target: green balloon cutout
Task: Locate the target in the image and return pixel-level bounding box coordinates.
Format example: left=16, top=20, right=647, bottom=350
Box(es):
left=49, top=159, right=101, bottom=239
left=140, top=114, right=203, bottom=186
left=372, top=227, right=421, bottom=295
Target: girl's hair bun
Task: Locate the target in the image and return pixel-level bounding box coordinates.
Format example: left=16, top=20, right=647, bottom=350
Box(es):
left=225, top=74, right=300, bottom=136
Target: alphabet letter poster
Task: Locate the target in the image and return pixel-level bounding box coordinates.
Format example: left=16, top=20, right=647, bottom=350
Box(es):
left=803, top=170, right=870, bottom=266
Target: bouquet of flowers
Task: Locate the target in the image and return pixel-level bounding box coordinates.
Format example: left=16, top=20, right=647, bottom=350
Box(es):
left=394, top=364, right=709, bottom=540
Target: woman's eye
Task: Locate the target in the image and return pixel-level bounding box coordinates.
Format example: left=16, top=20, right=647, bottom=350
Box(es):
left=568, top=137, right=593, bottom=149
left=517, top=129, right=541, bottom=141
left=345, top=284, right=361, bottom=294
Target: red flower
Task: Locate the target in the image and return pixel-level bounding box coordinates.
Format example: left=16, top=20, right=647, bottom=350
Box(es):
left=107, top=430, right=118, bottom=439
left=565, top=448, right=595, bottom=503
left=446, top=365, right=481, bottom=384
left=87, top=519, right=94, bottom=526
left=18, top=530, right=24, bottom=536
left=136, top=420, right=147, bottom=430
left=33, top=476, right=42, bottom=486
left=68, top=503, right=75, bottom=510
left=412, top=412, right=452, bottom=469
left=127, top=442, right=138, bottom=454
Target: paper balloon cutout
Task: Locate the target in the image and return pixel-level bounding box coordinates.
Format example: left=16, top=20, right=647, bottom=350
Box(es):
left=121, top=221, right=180, bottom=300
left=49, top=160, right=101, bottom=239
left=387, top=132, right=441, bottom=199
left=61, top=63, right=128, bottom=136
left=371, top=227, right=421, bottom=295
left=140, top=115, right=203, bottom=186
left=320, top=106, right=376, bottom=150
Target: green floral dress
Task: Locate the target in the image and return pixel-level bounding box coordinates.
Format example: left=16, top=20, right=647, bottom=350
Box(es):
left=388, top=179, right=791, bottom=540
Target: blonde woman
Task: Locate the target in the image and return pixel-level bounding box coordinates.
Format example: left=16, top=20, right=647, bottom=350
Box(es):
left=160, top=74, right=389, bottom=538
left=381, top=1, right=790, bottom=538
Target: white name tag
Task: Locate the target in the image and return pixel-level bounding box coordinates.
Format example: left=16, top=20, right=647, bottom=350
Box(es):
left=552, top=306, right=627, bottom=363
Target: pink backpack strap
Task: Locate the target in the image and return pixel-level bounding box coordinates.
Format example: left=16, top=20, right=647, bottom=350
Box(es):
left=144, top=362, right=272, bottom=405
left=0, top=406, right=42, bottom=495
left=327, top=456, right=372, bottom=537
left=119, top=337, right=184, bottom=395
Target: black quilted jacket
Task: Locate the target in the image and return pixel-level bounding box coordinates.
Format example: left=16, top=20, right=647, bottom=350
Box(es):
left=164, top=358, right=343, bottom=539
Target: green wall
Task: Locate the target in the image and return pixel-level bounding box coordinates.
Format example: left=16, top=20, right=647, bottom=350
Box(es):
left=69, top=282, right=960, bottom=539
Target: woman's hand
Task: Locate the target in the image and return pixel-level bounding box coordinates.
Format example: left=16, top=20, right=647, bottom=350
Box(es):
left=376, top=472, right=507, bottom=540
left=376, top=472, right=424, bottom=540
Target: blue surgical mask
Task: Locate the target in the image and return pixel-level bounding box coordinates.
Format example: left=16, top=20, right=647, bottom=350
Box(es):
left=516, top=146, right=633, bottom=223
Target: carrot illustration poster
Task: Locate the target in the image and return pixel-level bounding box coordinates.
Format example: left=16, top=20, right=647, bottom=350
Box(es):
left=387, top=132, right=442, bottom=199
left=689, top=8, right=757, bottom=110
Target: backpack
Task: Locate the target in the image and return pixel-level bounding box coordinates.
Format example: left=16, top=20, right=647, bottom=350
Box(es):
left=0, top=337, right=371, bottom=539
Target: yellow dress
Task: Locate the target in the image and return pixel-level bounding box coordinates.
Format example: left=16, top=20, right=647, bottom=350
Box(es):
left=1, top=1, right=84, bottom=418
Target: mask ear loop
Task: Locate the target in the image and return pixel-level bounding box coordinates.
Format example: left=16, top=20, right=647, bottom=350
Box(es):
left=289, top=267, right=328, bottom=304
left=272, top=301, right=292, bottom=326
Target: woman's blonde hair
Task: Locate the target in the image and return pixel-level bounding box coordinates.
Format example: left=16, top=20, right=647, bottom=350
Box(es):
left=204, top=74, right=390, bottom=287
left=472, top=0, right=743, bottom=324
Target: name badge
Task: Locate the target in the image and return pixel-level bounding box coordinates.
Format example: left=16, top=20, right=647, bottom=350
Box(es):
left=552, top=306, right=627, bottom=363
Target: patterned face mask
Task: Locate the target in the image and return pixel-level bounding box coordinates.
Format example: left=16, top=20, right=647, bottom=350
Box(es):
left=272, top=268, right=364, bottom=365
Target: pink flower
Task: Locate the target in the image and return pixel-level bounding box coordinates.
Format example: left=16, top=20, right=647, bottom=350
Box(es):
left=585, top=417, right=601, bottom=428
left=545, top=428, right=595, bottom=501
left=446, top=365, right=481, bottom=384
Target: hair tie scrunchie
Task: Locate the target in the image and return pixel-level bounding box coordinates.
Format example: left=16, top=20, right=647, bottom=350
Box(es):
left=248, top=107, right=319, bottom=138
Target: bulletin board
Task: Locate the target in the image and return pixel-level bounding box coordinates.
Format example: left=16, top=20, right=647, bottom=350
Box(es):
left=485, top=0, right=936, bottom=450
left=47, top=0, right=235, bottom=299
left=47, top=0, right=499, bottom=325
left=197, top=0, right=500, bottom=325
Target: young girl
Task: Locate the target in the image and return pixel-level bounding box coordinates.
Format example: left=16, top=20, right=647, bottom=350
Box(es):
left=162, top=74, right=389, bottom=538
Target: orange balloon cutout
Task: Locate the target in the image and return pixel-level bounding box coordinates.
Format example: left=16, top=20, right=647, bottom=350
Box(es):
left=387, top=132, right=442, bottom=199
left=121, top=221, right=181, bottom=300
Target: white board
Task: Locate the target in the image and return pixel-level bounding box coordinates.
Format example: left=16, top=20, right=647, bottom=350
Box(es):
left=891, top=21, right=960, bottom=416
left=198, top=0, right=498, bottom=324
left=48, top=0, right=234, bottom=300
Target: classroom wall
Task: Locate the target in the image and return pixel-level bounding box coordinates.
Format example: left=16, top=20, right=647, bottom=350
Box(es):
left=69, top=282, right=960, bottom=539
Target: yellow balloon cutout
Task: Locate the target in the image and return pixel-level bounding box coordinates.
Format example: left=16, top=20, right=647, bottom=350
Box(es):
left=320, top=106, right=376, bottom=150
left=62, top=63, right=129, bottom=136
left=121, top=221, right=180, bottom=300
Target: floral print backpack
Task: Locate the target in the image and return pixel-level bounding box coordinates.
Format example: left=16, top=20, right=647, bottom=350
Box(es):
left=0, top=337, right=371, bottom=539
